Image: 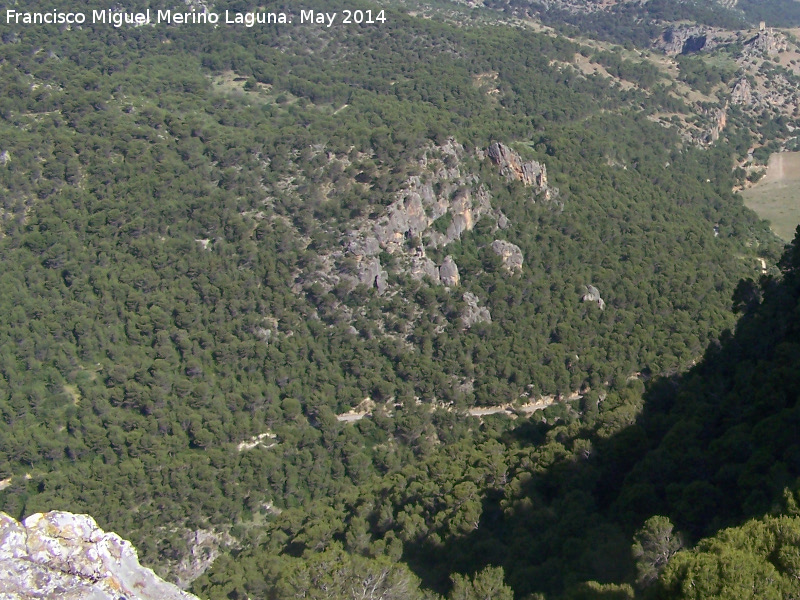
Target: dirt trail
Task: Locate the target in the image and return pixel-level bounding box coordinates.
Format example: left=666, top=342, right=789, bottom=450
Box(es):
left=336, top=393, right=573, bottom=422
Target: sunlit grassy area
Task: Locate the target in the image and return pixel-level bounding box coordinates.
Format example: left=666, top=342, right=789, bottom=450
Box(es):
left=742, top=152, right=800, bottom=241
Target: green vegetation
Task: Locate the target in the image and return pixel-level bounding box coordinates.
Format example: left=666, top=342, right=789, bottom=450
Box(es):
left=738, top=0, right=800, bottom=27
left=1, top=0, right=800, bottom=599
left=741, top=152, right=800, bottom=241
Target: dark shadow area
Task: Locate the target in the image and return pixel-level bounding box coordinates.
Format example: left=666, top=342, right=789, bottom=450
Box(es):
left=403, top=231, right=800, bottom=598
left=680, top=35, right=707, bottom=55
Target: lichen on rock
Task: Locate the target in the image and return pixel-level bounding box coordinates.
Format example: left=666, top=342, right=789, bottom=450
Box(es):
left=0, top=511, right=199, bottom=600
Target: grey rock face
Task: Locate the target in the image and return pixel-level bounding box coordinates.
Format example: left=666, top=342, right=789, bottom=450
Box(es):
left=409, top=255, right=440, bottom=282
left=359, top=257, right=388, bottom=294
left=438, top=256, right=460, bottom=287
left=657, top=27, right=715, bottom=55
left=445, top=190, right=476, bottom=242
left=0, top=150, right=9, bottom=165
left=487, top=142, right=548, bottom=189
left=461, top=292, right=491, bottom=328
left=168, top=528, right=236, bottom=589
left=745, top=28, right=787, bottom=56
left=582, top=285, right=606, bottom=310
left=731, top=78, right=754, bottom=106
left=374, top=191, right=430, bottom=247
left=347, top=235, right=381, bottom=257
left=0, top=511, right=199, bottom=600
left=491, top=240, right=524, bottom=271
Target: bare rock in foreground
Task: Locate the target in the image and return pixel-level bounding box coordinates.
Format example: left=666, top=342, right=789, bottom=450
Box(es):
left=0, top=511, right=199, bottom=600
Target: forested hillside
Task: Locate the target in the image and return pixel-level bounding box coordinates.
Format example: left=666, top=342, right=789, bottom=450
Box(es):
left=0, top=0, right=795, bottom=598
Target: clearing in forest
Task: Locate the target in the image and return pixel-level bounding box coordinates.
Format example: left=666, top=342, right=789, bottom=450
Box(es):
left=741, top=151, right=800, bottom=242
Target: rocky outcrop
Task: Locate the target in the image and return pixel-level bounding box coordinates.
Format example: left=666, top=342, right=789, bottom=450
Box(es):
left=744, top=28, right=787, bottom=56
left=657, top=27, right=714, bottom=55
left=488, top=142, right=547, bottom=188
left=444, top=189, right=478, bottom=242
left=0, top=511, right=199, bottom=600
left=168, top=529, right=236, bottom=589
left=304, top=139, right=542, bottom=303
left=0, top=150, right=9, bottom=165
left=487, top=142, right=557, bottom=200
left=491, top=240, right=524, bottom=271
left=358, top=256, right=388, bottom=294
left=341, top=140, right=509, bottom=294
left=582, top=285, right=605, bottom=310
left=409, top=252, right=440, bottom=282
left=461, top=292, right=491, bottom=328
left=731, top=78, right=754, bottom=106
left=438, top=256, right=460, bottom=287
left=708, top=104, right=727, bottom=142
left=374, top=188, right=431, bottom=247
left=347, top=235, right=380, bottom=257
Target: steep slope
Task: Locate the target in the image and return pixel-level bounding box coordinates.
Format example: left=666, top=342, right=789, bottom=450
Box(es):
left=0, top=0, right=789, bottom=596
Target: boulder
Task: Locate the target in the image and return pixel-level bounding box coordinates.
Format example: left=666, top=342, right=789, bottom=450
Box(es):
left=439, top=256, right=460, bottom=287
left=582, top=285, right=606, bottom=310
left=491, top=240, right=524, bottom=271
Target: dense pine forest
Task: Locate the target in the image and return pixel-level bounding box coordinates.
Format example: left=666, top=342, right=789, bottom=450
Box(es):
left=2, top=0, right=800, bottom=598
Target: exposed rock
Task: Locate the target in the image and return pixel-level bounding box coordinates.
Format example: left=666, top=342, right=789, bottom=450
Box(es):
left=744, top=28, right=787, bottom=56
left=497, top=212, right=510, bottom=230
left=374, top=189, right=430, bottom=247
left=582, top=285, right=606, bottom=310
left=445, top=189, right=476, bottom=241
left=439, top=256, right=460, bottom=287
left=461, top=292, right=491, bottom=328
left=0, top=150, right=9, bottom=165
left=0, top=511, right=199, bottom=600
left=491, top=240, right=524, bottom=271
left=304, top=139, right=514, bottom=298
left=347, top=235, right=380, bottom=257
left=168, top=529, right=237, bottom=589
left=708, top=104, right=727, bottom=142
left=731, top=78, right=754, bottom=106
left=487, top=142, right=548, bottom=189
left=657, top=26, right=714, bottom=55
left=359, top=257, right=388, bottom=294
left=409, top=253, right=440, bottom=282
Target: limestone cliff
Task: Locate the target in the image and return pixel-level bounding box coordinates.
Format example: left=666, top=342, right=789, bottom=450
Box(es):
left=657, top=26, right=713, bottom=55
left=0, top=511, right=199, bottom=600
left=487, top=142, right=556, bottom=200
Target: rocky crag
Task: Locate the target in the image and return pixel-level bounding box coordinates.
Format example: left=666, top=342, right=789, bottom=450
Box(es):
left=0, top=511, right=199, bottom=600
left=582, top=284, right=606, bottom=310
left=300, top=139, right=561, bottom=332
left=326, top=138, right=511, bottom=297
left=486, top=141, right=557, bottom=200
